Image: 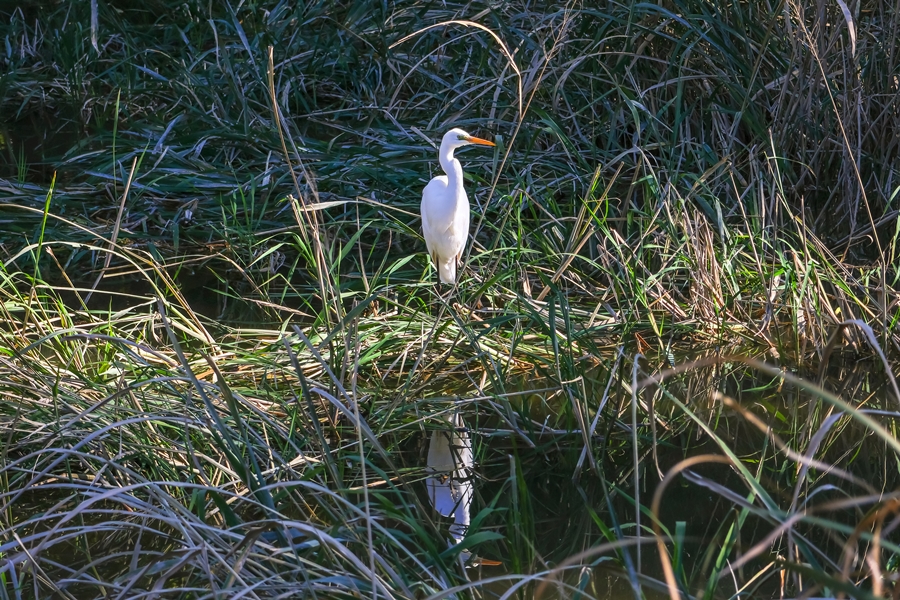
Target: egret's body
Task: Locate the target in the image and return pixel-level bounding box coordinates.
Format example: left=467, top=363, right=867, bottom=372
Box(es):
left=421, top=128, right=495, bottom=284
left=426, top=412, right=472, bottom=545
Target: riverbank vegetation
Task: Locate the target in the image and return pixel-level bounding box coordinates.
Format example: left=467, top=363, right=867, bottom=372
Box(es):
left=0, top=0, right=898, bottom=598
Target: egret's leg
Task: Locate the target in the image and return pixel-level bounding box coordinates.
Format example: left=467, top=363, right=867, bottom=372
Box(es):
left=456, top=254, right=463, bottom=284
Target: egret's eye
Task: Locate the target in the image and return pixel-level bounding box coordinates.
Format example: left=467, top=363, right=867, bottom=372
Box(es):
left=457, top=135, right=466, bottom=141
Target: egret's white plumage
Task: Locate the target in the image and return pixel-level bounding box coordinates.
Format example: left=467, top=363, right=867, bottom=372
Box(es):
left=421, top=128, right=495, bottom=284
left=426, top=412, right=472, bottom=545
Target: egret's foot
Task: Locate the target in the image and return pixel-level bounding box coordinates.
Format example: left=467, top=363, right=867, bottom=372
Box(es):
left=435, top=280, right=457, bottom=301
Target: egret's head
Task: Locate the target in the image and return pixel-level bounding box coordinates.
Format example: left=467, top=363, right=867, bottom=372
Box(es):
left=441, top=128, right=495, bottom=151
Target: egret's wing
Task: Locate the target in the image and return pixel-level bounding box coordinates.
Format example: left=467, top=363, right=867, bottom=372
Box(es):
left=421, top=176, right=451, bottom=254
left=454, top=190, right=471, bottom=261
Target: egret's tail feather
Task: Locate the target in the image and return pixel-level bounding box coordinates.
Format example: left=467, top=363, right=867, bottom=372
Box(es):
left=437, top=256, right=457, bottom=284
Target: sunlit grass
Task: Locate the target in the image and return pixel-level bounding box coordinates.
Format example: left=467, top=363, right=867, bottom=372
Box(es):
left=1, top=0, right=899, bottom=598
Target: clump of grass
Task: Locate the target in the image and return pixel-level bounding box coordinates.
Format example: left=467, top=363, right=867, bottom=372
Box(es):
left=0, top=274, right=473, bottom=597
left=2, top=0, right=900, bottom=598
left=3, top=280, right=896, bottom=598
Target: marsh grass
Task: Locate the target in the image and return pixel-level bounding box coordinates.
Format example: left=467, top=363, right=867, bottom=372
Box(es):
left=1, top=0, right=900, bottom=598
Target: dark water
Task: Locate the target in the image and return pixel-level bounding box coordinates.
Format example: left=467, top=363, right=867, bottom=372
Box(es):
left=0, top=107, right=87, bottom=184
left=412, top=355, right=898, bottom=599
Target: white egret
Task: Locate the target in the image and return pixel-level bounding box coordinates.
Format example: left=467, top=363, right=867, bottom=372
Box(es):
left=426, top=412, right=473, bottom=545
left=421, top=128, right=495, bottom=284
left=425, top=412, right=503, bottom=567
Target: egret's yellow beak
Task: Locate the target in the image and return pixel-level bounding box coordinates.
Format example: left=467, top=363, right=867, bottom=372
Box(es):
left=465, top=135, right=495, bottom=147
left=470, top=556, right=503, bottom=567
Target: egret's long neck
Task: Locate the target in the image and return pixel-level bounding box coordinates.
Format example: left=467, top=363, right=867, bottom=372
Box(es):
left=439, top=145, right=464, bottom=195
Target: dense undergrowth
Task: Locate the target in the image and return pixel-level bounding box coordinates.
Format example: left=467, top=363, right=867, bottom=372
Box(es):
left=0, top=0, right=899, bottom=598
